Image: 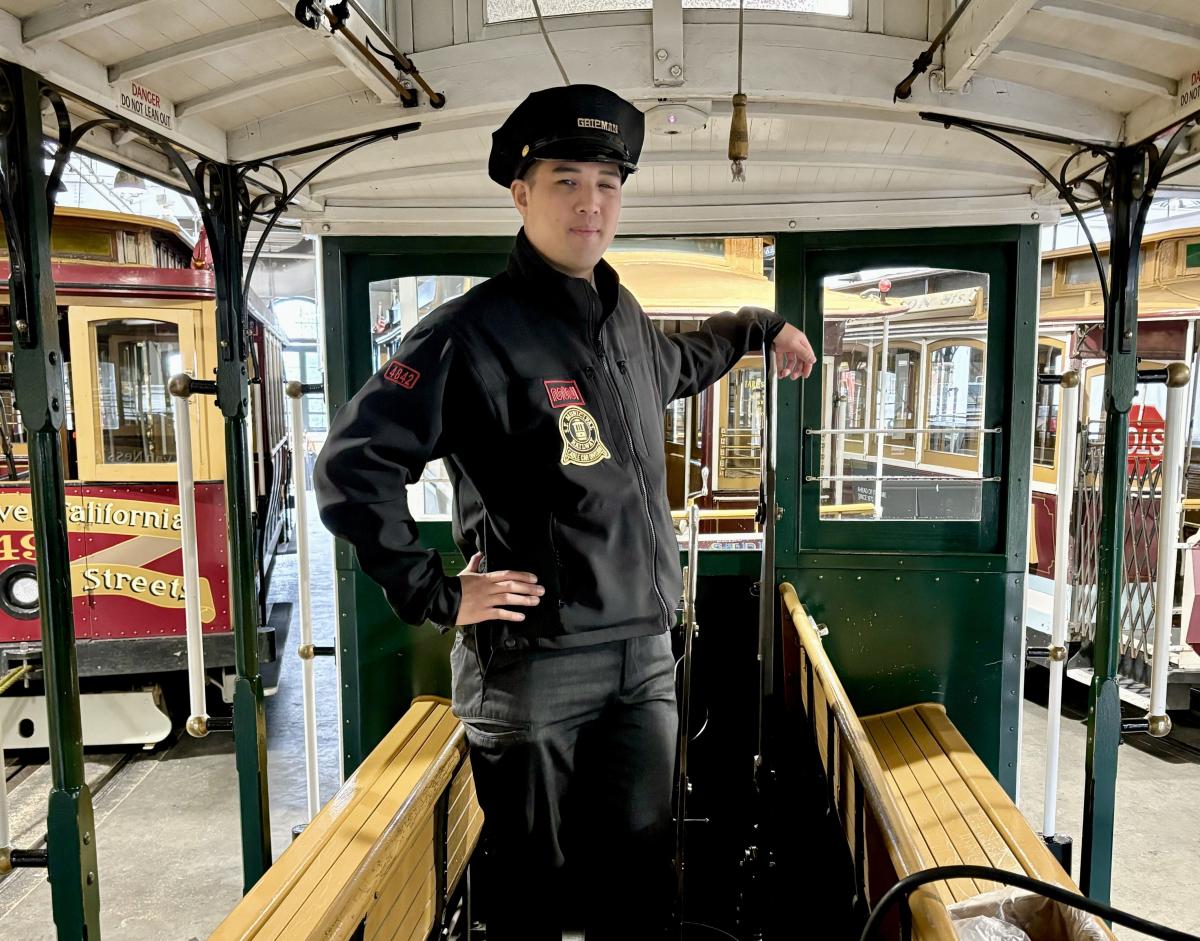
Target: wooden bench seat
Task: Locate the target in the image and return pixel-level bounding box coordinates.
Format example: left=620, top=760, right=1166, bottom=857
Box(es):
left=210, top=698, right=483, bottom=941
left=780, top=583, right=1114, bottom=940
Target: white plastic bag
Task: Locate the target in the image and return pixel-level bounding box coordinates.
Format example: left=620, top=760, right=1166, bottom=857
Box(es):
left=948, top=888, right=1109, bottom=941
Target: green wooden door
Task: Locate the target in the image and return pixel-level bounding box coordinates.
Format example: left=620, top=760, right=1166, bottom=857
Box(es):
left=774, top=226, right=1039, bottom=794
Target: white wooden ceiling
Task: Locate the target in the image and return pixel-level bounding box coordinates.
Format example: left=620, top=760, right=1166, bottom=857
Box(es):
left=2, top=0, right=1199, bottom=235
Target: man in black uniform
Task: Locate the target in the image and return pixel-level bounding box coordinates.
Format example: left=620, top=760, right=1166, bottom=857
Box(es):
left=315, top=85, right=814, bottom=939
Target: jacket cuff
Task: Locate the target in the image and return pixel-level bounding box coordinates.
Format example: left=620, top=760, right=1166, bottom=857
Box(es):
left=427, top=575, right=463, bottom=633
left=760, top=310, right=788, bottom=344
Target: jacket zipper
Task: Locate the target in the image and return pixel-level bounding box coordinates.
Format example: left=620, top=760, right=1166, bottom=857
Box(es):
left=597, top=343, right=672, bottom=630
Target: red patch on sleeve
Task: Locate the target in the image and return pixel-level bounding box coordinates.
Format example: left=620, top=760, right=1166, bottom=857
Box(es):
left=544, top=379, right=584, bottom=408
left=383, top=361, right=421, bottom=390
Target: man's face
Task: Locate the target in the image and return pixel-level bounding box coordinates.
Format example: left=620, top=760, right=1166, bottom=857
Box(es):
left=511, top=160, right=622, bottom=279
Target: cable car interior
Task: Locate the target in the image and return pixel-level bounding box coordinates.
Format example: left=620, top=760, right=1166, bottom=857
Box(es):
left=1, top=0, right=1200, bottom=938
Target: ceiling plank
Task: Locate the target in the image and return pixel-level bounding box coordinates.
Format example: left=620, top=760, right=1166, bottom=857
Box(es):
left=107, top=15, right=298, bottom=83
left=992, top=38, right=1177, bottom=99
left=175, top=60, right=346, bottom=119
left=942, top=0, right=1039, bottom=91
left=1034, top=0, right=1200, bottom=54
left=22, top=0, right=160, bottom=48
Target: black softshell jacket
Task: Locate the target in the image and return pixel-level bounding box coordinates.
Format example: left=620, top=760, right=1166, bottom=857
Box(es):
left=315, top=230, right=785, bottom=649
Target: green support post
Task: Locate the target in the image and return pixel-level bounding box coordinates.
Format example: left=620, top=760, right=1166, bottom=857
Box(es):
left=1080, top=147, right=1149, bottom=904
left=208, top=164, right=272, bottom=889
left=0, top=64, right=101, bottom=937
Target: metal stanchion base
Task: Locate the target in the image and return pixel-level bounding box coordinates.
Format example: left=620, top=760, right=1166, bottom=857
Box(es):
left=1039, top=833, right=1073, bottom=875
left=291, top=823, right=307, bottom=842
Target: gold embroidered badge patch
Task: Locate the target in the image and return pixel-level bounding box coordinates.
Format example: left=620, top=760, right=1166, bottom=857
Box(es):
left=558, top=406, right=611, bottom=467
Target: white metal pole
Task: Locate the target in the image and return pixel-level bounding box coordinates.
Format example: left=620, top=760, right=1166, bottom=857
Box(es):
left=170, top=376, right=210, bottom=737
left=1148, top=363, right=1192, bottom=737
left=1043, top=370, right=1080, bottom=838
left=288, top=382, right=321, bottom=818
left=875, top=318, right=891, bottom=518
left=0, top=740, right=9, bottom=852
left=834, top=398, right=848, bottom=506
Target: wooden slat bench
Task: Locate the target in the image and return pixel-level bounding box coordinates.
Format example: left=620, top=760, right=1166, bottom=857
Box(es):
left=780, top=583, right=1114, bottom=940
left=209, top=697, right=483, bottom=941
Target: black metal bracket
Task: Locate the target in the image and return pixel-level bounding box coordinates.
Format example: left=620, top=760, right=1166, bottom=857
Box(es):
left=919, top=110, right=1195, bottom=359
left=1120, top=716, right=1151, bottom=735
left=8, top=848, right=49, bottom=868
left=10, top=78, right=419, bottom=414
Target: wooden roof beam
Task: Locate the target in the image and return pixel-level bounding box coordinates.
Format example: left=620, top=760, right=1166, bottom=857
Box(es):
left=175, top=60, right=346, bottom=119
left=300, top=193, right=1057, bottom=236
left=307, top=149, right=1041, bottom=198
left=107, top=15, right=298, bottom=83
left=942, top=0, right=1039, bottom=92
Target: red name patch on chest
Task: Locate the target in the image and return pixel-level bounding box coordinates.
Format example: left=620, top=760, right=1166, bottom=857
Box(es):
left=544, top=379, right=584, bottom=408
left=383, top=361, right=421, bottom=390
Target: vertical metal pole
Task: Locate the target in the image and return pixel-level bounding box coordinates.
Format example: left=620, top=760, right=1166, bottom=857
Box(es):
left=1081, top=148, right=1142, bottom=904
left=209, top=164, right=272, bottom=889
left=1147, top=363, right=1190, bottom=736
left=1044, top=371, right=1080, bottom=839
left=0, top=63, right=101, bottom=937
left=875, top=318, right=891, bottom=518
left=288, top=384, right=321, bottom=820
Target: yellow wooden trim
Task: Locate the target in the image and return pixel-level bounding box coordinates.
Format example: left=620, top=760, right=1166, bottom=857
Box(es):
left=670, top=507, right=757, bottom=521
left=67, top=305, right=205, bottom=483
left=819, top=502, right=875, bottom=518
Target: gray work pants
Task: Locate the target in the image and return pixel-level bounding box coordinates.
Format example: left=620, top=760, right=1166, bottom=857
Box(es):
left=450, top=629, right=678, bottom=941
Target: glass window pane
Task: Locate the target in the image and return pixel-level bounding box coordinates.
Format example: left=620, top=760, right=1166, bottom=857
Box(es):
left=1033, top=344, right=1063, bottom=467
left=487, top=0, right=847, bottom=22
left=370, top=275, right=491, bottom=522
left=717, top=360, right=764, bottom=492
left=683, top=0, right=850, bottom=11
left=820, top=268, right=989, bottom=522
left=93, top=319, right=180, bottom=465
left=488, top=0, right=649, bottom=22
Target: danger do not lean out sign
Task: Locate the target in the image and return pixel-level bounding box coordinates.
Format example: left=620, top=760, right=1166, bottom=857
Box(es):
left=117, top=80, right=175, bottom=132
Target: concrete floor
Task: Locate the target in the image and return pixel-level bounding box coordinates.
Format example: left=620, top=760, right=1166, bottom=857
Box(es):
left=1018, top=670, right=1200, bottom=941
left=0, top=494, right=1196, bottom=938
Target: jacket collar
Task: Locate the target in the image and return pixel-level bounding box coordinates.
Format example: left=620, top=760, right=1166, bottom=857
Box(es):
left=507, top=228, right=621, bottom=325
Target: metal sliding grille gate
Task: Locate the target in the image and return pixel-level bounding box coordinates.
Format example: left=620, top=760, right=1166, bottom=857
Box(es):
left=1069, top=421, right=1170, bottom=691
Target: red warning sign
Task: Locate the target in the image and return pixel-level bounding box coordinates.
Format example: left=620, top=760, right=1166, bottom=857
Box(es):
left=1127, top=404, right=1165, bottom=473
